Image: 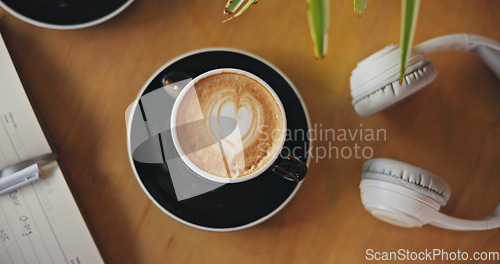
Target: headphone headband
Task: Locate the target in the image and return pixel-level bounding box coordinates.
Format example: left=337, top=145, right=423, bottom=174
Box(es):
left=412, top=34, right=500, bottom=80
left=413, top=33, right=500, bottom=55
left=428, top=205, right=500, bottom=231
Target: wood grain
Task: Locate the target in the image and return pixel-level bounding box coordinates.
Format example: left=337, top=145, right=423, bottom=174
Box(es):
left=1, top=0, right=499, bottom=263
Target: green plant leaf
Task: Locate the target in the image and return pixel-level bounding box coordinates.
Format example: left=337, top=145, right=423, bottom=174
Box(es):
left=307, top=0, right=329, bottom=59
left=353, top=0, right=368, bottom=14
left=225, top=0, right=245, bottom=14
left=399, top=0, right=420, bottom=83
left=223, top=0, right=259, bottom=22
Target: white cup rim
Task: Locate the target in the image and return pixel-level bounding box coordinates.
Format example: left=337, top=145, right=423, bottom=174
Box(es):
left=170, top=68, right=287, bottom=183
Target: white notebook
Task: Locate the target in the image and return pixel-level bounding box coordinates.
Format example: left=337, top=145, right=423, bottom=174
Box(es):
left=0, top=32, right=104, bottom=264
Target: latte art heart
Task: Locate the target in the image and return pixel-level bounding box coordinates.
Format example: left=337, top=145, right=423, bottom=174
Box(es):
left=205, top=90, right=262, bottom=149
left=175, top=72, right=284, bottom=179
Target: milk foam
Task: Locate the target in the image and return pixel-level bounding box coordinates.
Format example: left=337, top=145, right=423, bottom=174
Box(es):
left=175, top=72, right=284, bottom=179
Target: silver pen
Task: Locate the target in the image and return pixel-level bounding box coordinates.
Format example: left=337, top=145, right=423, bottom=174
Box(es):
left=0, top=153, right=57, bottom=195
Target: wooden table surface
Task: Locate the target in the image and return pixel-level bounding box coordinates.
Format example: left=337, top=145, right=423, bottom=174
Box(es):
left=1, top=0, right=499, bottom=263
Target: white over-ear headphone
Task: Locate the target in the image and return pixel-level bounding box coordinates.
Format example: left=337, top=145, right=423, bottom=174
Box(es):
left=361, top=158, right=500, bottom=231
left=351, top=33, right=500, bottom=117
left=350, top=34, right=500, bottom=231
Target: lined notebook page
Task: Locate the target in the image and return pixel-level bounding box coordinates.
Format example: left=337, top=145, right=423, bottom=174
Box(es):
left=0, top=32, right=104, bottom=264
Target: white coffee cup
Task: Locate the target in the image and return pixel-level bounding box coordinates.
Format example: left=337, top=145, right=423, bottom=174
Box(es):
left=170, top=68, right=306, bottom=184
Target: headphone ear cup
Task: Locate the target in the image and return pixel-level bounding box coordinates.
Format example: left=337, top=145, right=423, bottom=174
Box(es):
left=351, top=58, right=437, bottom=117
left=361, top=158, right=451, bottom=206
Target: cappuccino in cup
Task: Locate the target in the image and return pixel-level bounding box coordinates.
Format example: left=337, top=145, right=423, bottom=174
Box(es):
left=171, top=69, right=287, bottom=183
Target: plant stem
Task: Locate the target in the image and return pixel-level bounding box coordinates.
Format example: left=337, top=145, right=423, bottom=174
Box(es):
left=399, top=0, right=420, bottom=83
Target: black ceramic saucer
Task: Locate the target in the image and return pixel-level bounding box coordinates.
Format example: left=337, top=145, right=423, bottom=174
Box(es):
left=127, top=48, right=311, bottom=231
left=0, top=0, right=133, bottom=29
